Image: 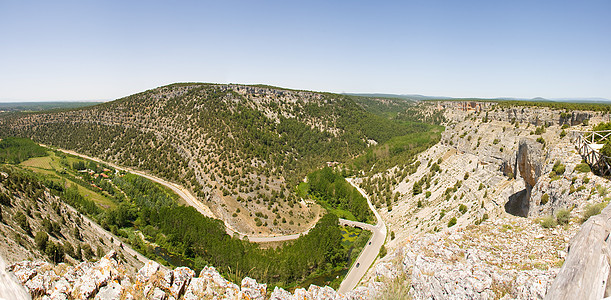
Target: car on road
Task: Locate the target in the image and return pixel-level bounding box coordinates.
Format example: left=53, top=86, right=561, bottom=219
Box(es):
left=368, top=241, right=371, bottom=245
left=356, top=263, right=360, bottom=268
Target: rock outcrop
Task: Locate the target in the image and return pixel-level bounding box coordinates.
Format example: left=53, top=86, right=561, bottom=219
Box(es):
left=7, top=250, right=377, bottom=299
left=505, top=139, right=546, bottom=217
left=545, top=204, right=611, bottom=299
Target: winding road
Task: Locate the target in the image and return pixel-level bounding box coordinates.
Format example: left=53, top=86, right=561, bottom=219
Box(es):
left=338, top=178, right=387, bottom=294
left=46, top=146, right=316, bottom=243
left=45, top=146, right=386, bottom=292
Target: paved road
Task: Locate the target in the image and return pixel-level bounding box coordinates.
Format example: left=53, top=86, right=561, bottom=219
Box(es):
left=46, top=146, right=386, bottom=292
left=338, top=178, right=387, bottom=294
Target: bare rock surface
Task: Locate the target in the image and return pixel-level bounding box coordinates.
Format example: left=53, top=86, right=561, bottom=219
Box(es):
left=7, top=251, right=374, bottom=299
left=545, top=204, right=611, bottom=299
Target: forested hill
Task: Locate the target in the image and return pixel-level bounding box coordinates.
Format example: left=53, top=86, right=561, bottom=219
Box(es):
left=0, top=83, right=424, bottom=235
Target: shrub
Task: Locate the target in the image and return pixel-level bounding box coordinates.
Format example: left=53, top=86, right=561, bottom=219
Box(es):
left=379, top=245, right=387, bottom=258
left=552, top=161, right=566, bottom=176
left=45, top=241, right=64, bottom=263
left=35, top=231, right=48, bottom=250
left=540, top=193, right=550, bottom=205
left=14, top=211, right=30, bottom=234
left=391, top=231, right=395, bottom=240
left=459, top=204, right=467, bottom=214
left=0, top=192, right=10, bottom=206
left=536, top=137, right=545, bottom=145
left=540, top=215, right=557, bottom=228
left=448, top=217, right=457, bottom=227
left=575, top=163, right=591, bottom=173
left=425, top=191, right=431, bottom=198
left=556, top=209, right=570, bottom=225
left=582, top=202, right=606, bottom=223
left=559, top=130, right=567, bottom=138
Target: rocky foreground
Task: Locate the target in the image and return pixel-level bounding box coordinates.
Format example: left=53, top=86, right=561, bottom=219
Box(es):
left=7, top=250, right=379, bottom=300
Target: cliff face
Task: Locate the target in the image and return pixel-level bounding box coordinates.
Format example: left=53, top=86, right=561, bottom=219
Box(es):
left=355, top=103, right=611, bottom=298
left=504, top=139, right=546, bottom=217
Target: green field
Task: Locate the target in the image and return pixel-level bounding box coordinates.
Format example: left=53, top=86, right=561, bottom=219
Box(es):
left=19, top=151, right=116, bottom=209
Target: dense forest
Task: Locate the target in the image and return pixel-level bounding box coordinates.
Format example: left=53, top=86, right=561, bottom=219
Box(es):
left=0, top=137, right=47, bottom=164
left=97, top=172, right=352, bottom=288
left=305, top=167, right=373, bottom=223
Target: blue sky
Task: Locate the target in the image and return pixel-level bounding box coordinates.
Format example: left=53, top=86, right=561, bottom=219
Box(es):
left=1, top=0, right=609, bottom=101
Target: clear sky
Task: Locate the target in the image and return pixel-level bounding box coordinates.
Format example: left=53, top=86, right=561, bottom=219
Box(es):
left=1, top=0, right=609, bottom=101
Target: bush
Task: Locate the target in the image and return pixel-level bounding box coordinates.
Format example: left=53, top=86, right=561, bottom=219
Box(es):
left=379, top=245, right=387, bottom=258
left=582, top=203, right=606, bottom=223
left=14, top=211, right=30, bottom=234
left=45, top=241, right=64, bottom=263
left=0, top=192, right=10, bottom=206
left=35, top=231, right=48, bottom=250
left=540, top=193, right=550, bottom=205
left=536, top=137, right=545, bottom=145
left=552, top=161, right=566, bottom=176
left=458, top=204, right=467, bottom=214
left=574, top=163, right=591, bottom=173
left=448, top=217, right=457, bottom=227
left=556, top=209, right=570, bottom=225
left=540, top=215, right=557, bottom=228
left=559, top=130, right=567, bottom=138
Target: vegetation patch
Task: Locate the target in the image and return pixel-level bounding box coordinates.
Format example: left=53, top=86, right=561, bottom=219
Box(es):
left=0, top=137, right=47, bottom=164
left=306, top=167, right=373, bottom=223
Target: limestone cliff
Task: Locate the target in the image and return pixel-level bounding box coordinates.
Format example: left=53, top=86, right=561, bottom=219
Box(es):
left=6, top=250, right=378, bottom=300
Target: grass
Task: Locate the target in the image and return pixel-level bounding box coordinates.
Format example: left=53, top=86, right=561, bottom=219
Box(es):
left=68, top=179, right=116, bottom=209
left=376, top=273, right=411, bottom=300
left=581, top=202, right=608, bottom=223
left=19, top=150, right=117, bottom=210
left=296, top=182, right=309, bottom=198
left=540, top=215, right=557, bottom=228
left=317, top=198, right=358, bottom=221
left=20, top=154, right=55, bottom=169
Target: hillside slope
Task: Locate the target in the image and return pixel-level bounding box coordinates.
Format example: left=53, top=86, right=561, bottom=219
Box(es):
left=0, top=83, right=417, bottom=236
left=355, top=101, right=611, bottom=298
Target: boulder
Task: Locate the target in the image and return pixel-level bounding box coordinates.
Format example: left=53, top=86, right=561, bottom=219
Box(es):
left=136, top=261, right=160, bottom=283
left=269, top=286, right=292, bottom=300
left=94, top=280, right=123, bottom=300
left=169, top=267, right=194, bottom=299
left=545, top=204, right=611, bottom=299
left=239, top=277, right=266, bottom=300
